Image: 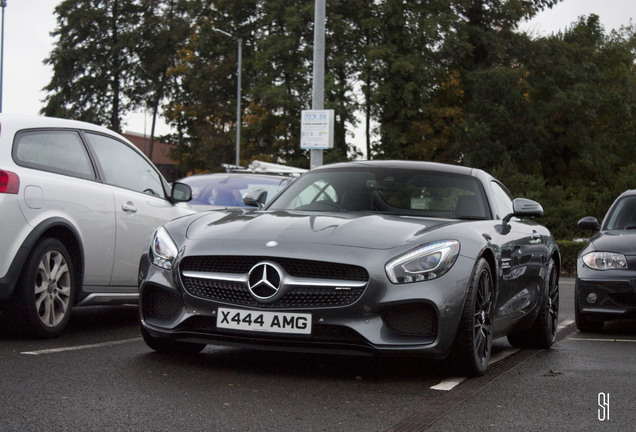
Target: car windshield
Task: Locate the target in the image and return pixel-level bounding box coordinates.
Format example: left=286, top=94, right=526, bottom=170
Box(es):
left=605, top=195, right=636, bottom=230
left=267, top=167, right=490, bottom=219
left=181, top=175, right=291, bottom=207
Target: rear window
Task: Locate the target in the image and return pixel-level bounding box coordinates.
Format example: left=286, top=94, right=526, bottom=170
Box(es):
left=13, top=130, right=95, bottom=179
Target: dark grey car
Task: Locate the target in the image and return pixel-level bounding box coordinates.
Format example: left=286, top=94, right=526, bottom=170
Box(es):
left=575, top=189, right=636, bottom=332
left=138, top=160, right=560, bottom=376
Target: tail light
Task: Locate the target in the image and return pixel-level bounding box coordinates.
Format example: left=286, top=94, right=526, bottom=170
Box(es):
left=0, top=170, right=19, bottom=194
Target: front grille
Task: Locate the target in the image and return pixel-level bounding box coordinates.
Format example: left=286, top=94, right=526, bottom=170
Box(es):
left=381, top=303, right=438, bottom=338
left=180, top=256, right=368, bottom=281
left=180, top=255, right=369, bottom=308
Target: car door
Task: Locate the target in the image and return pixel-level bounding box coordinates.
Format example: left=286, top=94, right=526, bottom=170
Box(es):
left=12, top=129, right=116, bottom=287
left=85, top=132, right=192, bottom=287
left=490, top=181, right=549, bottom=330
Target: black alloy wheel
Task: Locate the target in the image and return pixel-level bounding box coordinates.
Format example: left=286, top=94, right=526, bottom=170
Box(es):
left=452, top=258, right=494, bottom=377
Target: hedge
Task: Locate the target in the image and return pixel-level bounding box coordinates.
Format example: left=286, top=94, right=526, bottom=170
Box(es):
left=557, top=240, right=587, bottom=276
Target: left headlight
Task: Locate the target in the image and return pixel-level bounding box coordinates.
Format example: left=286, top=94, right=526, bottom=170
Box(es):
left=386, top=240, right=460, bottom=284
left=150, top=226, right=178, bottom=270
left=582, top=251, right=627, bottom=270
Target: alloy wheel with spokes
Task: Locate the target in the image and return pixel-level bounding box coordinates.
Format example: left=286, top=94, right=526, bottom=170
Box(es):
left=451, top=257, right=494, bottom=377
left=473, top=267, right=494, bottom=365
left=3, top=238, right=76, bottom=338
left=34, top=249, right=72, bottom=328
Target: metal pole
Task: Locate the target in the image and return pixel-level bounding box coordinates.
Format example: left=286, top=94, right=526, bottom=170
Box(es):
left=310, top=0, right=326, bottom=169
left=0, top=1, right=6, bottom=113
left=212, top=28, right=242, bottom=167
left=236, top=38, right=242, bottom=166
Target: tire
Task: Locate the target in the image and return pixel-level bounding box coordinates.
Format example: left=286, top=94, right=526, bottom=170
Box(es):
left=575, top=295, right=604, bottom=333
left=141, top=325, right=206, bottom=354
left=507, top=259, right=559, bottom=349
left=450, top=258, right=494, bottom=377
left=2, top=238, right=75, bottom=338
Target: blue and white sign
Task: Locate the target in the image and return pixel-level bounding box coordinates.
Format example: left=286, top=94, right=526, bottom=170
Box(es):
left=300, top=109, right=334, bottom=149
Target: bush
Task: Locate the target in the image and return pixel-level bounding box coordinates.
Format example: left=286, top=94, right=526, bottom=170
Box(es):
left=557, top=240, right=587, bottom=276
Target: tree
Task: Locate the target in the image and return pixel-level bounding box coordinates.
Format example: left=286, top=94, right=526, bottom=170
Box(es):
left=133, top=0, right=194, bottom=158
left=42, top=0, right=141, bottom=132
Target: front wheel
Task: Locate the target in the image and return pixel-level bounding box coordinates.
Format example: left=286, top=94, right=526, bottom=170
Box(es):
left=450, top=258, right=494, bottom=377
left=2, top=238, right=75, bottom=338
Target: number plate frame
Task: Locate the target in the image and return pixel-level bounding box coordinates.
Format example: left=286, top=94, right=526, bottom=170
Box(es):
left=216, top=307, right=312, bottom=335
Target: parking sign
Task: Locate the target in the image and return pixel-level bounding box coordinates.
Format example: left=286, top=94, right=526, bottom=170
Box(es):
left=300, top=109, right=334, bottom=149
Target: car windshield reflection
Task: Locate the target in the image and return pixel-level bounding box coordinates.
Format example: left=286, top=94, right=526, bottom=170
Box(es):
left=267, top=167, right=490, bottom=219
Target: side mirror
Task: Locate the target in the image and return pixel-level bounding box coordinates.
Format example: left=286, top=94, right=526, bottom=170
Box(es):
left=503, top=198, right=543, bottom=223
left=242, top=188, right=268, bottom=208
left=577, top=216, right=601, bottom=231
left=171, top=182, right=192, bottom=203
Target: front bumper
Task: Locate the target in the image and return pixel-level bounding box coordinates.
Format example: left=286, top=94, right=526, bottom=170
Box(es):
left=576, top=273, right=636, bottom=320
left=138, top=251, right=475, bottom=359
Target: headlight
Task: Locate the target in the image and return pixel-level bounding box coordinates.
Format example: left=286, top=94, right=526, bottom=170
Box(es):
left=386, top=240, right=460, bottom=283
left=151, top=226, right=178, bottom=270
left=582, top=252, right=627, bottom=270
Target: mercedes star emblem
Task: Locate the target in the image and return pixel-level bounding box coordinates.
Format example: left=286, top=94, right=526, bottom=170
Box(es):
left=247, top=262, right=283, bottom=300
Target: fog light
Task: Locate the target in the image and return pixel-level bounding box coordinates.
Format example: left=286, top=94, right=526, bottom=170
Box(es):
left=586, top=292, right=598, bottom=304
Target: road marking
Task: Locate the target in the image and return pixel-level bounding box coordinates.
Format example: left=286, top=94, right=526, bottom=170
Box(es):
left=430, top=320, right=575, bottom=391
left=569, top=337, right=636, bottom=343
left=431, top=377, right=466, bottom=391
left=20, top=337, right=142, bottom=356
left=558, top=319, right=574, bottom=330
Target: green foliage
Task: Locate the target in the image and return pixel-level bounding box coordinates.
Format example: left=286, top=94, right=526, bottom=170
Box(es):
left=556, top=240, right=586, bottom=275
left=42, top=0, right=142, bottom=132
left=45, top=0, right=636, bottom=241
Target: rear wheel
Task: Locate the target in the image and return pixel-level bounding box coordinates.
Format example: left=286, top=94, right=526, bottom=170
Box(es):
left=450, top=258, right=494, bottom=377
left=1, top=238, right=75, bottom=338
left=141, top=325, right=206, bottom=354
left=507, top=259, right=559, bottom=348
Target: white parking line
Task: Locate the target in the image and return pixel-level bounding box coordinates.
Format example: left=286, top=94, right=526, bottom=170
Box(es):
left=431, top=320, right=577, bottom=391
left=569, top=337, right=636, bottom=343
left=431, top=377, right=466, bottom=391
left=558, top=319, right=574, bottom=330
left=20, top=337, right=142, bottom=356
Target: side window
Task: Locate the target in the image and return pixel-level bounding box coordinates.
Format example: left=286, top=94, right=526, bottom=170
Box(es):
left=86, top=133, right=164, bottom=197
left=13, top=130, right=95, bottom=179
left=491, top=181, right=513, bottom=219
left=289, top=180, right=338, bottom=209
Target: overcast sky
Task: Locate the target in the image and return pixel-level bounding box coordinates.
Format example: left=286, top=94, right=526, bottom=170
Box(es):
left=1, top=0, right=634, bottom=137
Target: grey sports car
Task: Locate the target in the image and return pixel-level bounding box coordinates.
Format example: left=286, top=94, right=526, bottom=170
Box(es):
left=138, top=160, right=560, bottom=376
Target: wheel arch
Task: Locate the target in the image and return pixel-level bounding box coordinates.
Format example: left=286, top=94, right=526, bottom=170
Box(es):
left=15, top=218, right=85, bottom=301
left=479, top=246, right=498, bottom=294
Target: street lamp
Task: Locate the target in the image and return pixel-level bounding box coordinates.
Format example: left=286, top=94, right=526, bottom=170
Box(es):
left=212, top=28, right=242, bottom=167
left=0, top=0, right=6, bottom=113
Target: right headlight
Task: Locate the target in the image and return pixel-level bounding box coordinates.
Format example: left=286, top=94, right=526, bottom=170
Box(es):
left=150, top=226, right=178, bottom=270
left=386, top=240, right=460, bottom=284
left=582, top=251, right=627, bottom=270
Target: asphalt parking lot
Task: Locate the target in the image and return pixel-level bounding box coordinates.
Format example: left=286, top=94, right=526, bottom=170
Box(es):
left=1, top=278, right=635, bottom=431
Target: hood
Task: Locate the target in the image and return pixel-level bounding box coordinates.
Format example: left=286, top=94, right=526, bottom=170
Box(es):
left=590, top=230, right=636, bottom=255
left=185, top=210, right=456, bottom=250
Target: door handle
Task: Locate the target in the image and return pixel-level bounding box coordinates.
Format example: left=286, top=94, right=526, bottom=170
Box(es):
left=122, top=202, right=137, bottom=213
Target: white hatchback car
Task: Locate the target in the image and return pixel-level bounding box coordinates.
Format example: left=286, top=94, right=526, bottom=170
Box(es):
left=0, top=114, right=193, bottom=337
